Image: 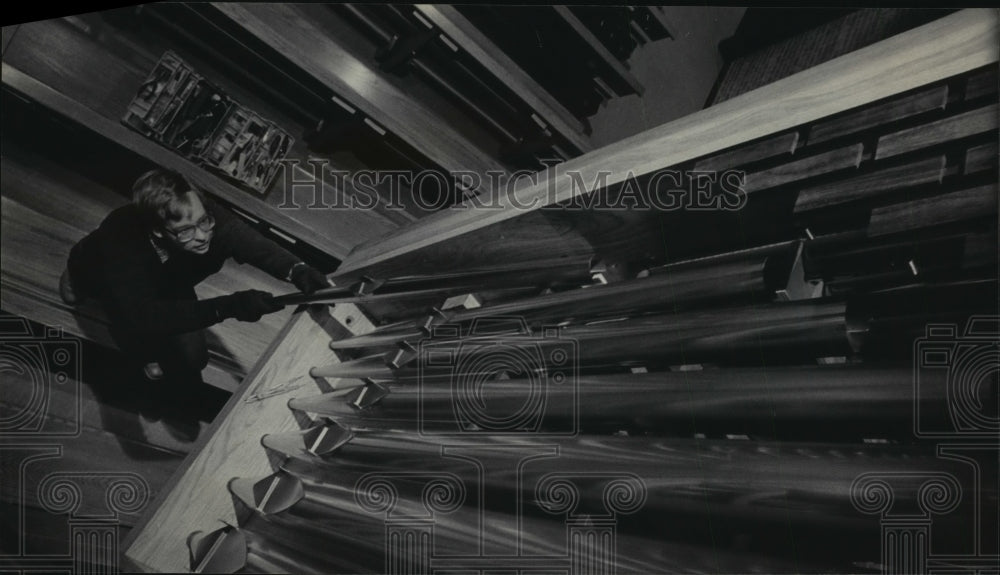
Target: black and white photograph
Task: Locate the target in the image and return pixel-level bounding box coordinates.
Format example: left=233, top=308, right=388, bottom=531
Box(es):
left=1, top=4, right=997, bottom=574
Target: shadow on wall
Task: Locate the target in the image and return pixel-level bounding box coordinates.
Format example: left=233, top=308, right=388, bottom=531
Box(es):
left=587, top=6, right=747, bottom=149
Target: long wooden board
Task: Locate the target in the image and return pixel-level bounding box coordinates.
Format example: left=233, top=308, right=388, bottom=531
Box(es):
left=744, top=144, right=863, bottom=195
left=121, top=304, right=377, bottom=573
left=868, top=183, right=998, bottom=236
left=807, top=85, right=949, bottom=145
left=692, top=131, right=799, bottom=172
left=875, top=103, right=999, bottom=160
left=794, top=155, right=947, bottom=213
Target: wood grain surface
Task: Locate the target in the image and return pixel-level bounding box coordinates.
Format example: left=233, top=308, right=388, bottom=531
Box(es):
left=965, top=65, right=998, bottom=101
left=807, top=85, right=949, bottom=145
left=744, top=144, right=864, bottom=195
left=692, top=131, right=799, bottom=172
left=868, top=183, right=998, bottom=236
left=121, top=303, right=377, bottom=572
left=338, top=10, right=998, bottom=275
left=964, top=141, right=999, bottom=174
left=875, top=103, right=998, bottom=160
left=794, top=155, right=947, bottom=213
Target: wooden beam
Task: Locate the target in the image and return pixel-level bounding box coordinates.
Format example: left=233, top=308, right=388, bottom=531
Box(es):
left=868, top=183, right=998, bottom=236
left=795, top=156, right=947, bottom=213
left=121, top=304, right=378, bottom=573
left=210, top=3, right=507, bottom=188
left=744, top=144, right=863, bottom=195
left=337, top=9, right=999, bottom=276
left=0, top=62, right=355, bottom=260
left=692, top=131, right=799, bottom=172
left=807, top=85, right=949, bottom=145
left=414, top=4, right=592, bottom=153
left=875, top=103, right=998, bottom=160
left=964, top=141, right=998, bottom=174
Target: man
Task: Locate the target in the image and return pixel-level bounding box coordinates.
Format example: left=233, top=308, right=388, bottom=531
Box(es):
left=60, top=168, right=330, bottom=386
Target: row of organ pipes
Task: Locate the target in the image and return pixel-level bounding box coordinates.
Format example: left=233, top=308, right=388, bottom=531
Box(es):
left=186, top=249, right=997, bottom=572
left=177, top=46, right=998, bottom=574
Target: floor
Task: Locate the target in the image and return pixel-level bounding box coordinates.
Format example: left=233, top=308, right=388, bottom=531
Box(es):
left=0, top=310, right=234, bottom=569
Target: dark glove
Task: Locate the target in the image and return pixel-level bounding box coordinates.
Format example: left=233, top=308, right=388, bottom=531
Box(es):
left=217, top=289, right=284, bottom=322
left=289, top=263, right=330, bottom=295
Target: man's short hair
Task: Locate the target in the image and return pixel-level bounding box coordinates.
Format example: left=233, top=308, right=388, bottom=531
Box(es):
left=132, top=169, right=207, bottom=228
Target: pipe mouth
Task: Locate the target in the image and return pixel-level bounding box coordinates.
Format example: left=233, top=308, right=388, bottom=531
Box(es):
left=843, top=300, right=872, bottom=354
left=188, top=523, right=247, bottom=573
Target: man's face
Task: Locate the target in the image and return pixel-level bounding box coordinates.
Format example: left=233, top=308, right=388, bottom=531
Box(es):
left=157, top=191, right=214, bottom=255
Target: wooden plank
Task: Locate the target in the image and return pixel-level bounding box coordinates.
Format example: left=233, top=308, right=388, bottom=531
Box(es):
left=414, top=4, right=592, bottom=153
left=209, top=2, right=506, bottom=188
left=964, top=141, right=998, bottom=174
left=0, top=62, right=355, bottom=261
left=336, top=9, right=999, bottom=276
left=808, top=85, right=948, bottom=145
left=3, top=18, right=142, bottom=123
left=122, top=303, right=378, bottom=573
left=551, top=5, right=645, bottom=96
left=965, top=66, right=998, bottom=100
left=794, top=155, right=947, bottom=213
left=868, top=183, right=998, bottom=236
left=692, top=131, right=799, bottom=172
left=875, top=103, right=999, bottom=160
left=745, top=144, right=864, bottom=195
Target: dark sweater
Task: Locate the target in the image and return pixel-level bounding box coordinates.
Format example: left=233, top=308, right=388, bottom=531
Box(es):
left=68, top=197, right=299, bottom=336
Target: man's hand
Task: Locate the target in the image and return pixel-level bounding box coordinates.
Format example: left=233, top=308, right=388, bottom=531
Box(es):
left=220, top=289, right=284, bottom=322
left=289, top=263, right=330, bottom=295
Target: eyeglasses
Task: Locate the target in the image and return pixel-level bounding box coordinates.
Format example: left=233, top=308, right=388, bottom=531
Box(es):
left=163, top=213, right=215, bottom=243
